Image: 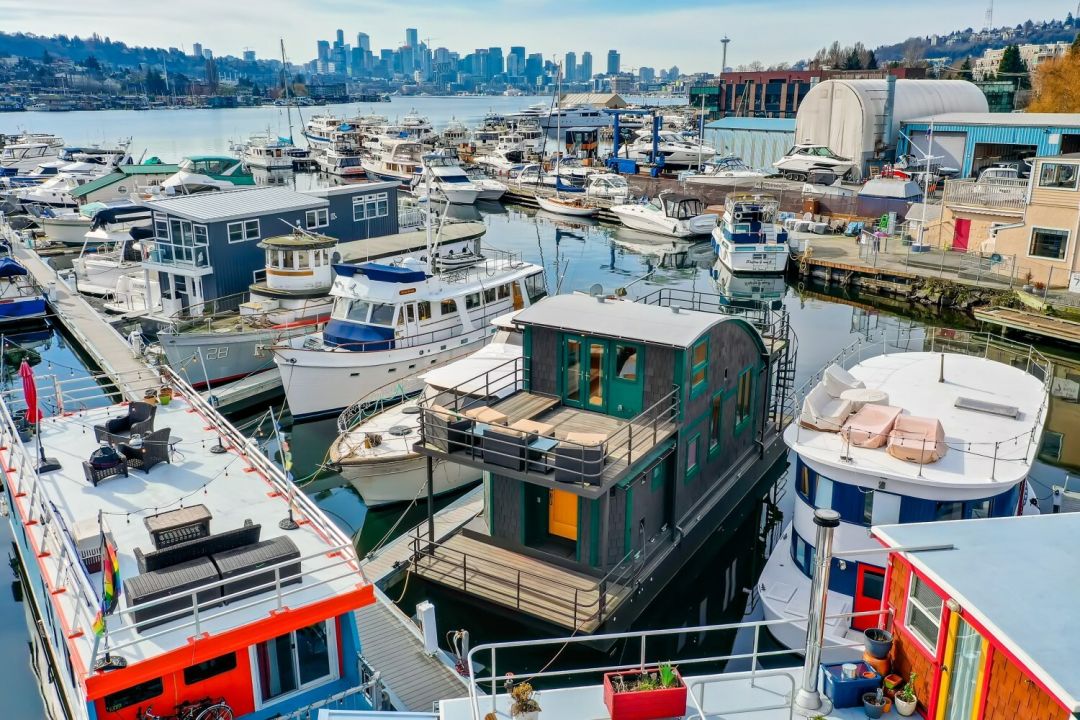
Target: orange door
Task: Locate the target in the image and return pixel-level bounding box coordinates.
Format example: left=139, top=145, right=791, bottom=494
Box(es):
left=548, top=489, right=578, bottom=541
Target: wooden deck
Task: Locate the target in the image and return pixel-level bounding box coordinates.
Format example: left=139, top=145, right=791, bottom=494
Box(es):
left=411, top=530, right=629, bottom=632
left=973, top=306, right=1080, bottom=345
left=489, top=391, right=560, bottom=425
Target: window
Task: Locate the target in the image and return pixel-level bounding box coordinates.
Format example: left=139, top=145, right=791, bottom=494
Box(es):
left=966, top=499, right=991, bottom=519
left=440, top=298, right=457, bottom=315
left=934, top=501, right=963, bottom=521
left=193, top=224, right=209, bottom=246
left=615, top=345, right=638, bottom=381
left=417, top=301, right=431, bottom=321
left=690, top=339, right=708, bottom=397
left=105, top=678, right=164, bottom=712
left=369, top=303, right=396, bottom=326
left=792, top=532, right=816, bottom=577
left=336, top=299, right=370, bottom=322
left=305, top=208, right=329, bottom=229
left=228, top=218, right=260, bottom=243
left=735, top=368, right=754, bottom=430
left=686, top=434, right=700, bottom=479
left=1029, top=228, right=1069, bottom=260
left=798, top=462, right=811, bottom=499
left=1038, top=162, right=1079, bottom=190
left=184, top=653, right=237, bottom=685
left=353, top=192, right=390, bottom=221
left=1040, top=430, right=1063, bottom=461
left=905, top=575, right=944, bottom=652
left=497, top=283, right=511, bottom=300
left=815, top=475, right=833, bottom=509
left=298, top=252, right=310, bottom=269
left=465, top=292, right=482, bottom=310
left=484, top=287, right=497, bottom=304
left=709, top=393, right=722, bottom=454
left=154, top=214, right=169, bottom=239
left=525, top=273, right=546, bottom=302
left=254, top=621, right=336, bottom=704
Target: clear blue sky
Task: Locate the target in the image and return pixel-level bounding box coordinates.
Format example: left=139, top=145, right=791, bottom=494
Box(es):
left=0, top=0, right=1072, bottom=70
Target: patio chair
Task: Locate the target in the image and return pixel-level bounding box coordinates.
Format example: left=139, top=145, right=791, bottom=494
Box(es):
left=887, top=416, right=947, bottom=464
left=799, top=384, right=853, bottom=432
left=120, top=428, right=171, bottom=473
left=95, top=401, right=156, bottom=441
left=424, top=404, right=474, bottom=454
left=482, top=425, right=531, bottom=471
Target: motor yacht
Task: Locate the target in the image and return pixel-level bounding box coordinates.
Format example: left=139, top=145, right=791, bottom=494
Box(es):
left=238, top=133, right=297, bottom=170
left=627, top=129, right=716, bottom=167
left=360, top=138, right=423, bottom=185
left=773, top=143, right=856, bottom=181
left=583, top=172, right=630, bottom=202
left=473, top=145, right=527, bottom=175
left=611, top=191, right=718, bottom=237
left=439, top=119, right=470, bottom=147
left=0, top=141, right=61, bottom=175
left=412, top=153, right=482, bottom=205
left=160, top=155, right=255, bottom=194
left=536, top=105, right=611, bottom=129
left=712, top=195, right=790, bottom=274
left=464, top=167, right=508, bottom=201
left=302, top=114, right=342, bottom=146
left=684, top=156, right=767, bottom=185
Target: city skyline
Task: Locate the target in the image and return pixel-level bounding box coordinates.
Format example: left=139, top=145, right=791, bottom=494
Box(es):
left=0, top=0, right=1071, bottom=70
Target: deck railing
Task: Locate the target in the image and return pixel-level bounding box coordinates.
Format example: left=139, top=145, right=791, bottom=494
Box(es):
left=0, top=367, right=366, bottom=671
left=464, top=607, right=894, bottom=720
left=942, top=177, right=1029, bottom=214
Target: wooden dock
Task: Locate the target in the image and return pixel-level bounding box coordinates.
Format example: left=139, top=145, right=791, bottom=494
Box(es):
left=973, top=306, right=1080, bottom=345
left=204, top=367, right=283, bottom=415
left=1, top=221, right=159, bottom=401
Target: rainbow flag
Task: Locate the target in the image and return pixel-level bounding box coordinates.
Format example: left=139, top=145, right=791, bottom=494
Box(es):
left=92, top=533, right=120, bottom=636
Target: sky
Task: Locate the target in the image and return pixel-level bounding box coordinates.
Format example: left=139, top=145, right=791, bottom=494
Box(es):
left=0, top=0, right=1073, bottom=70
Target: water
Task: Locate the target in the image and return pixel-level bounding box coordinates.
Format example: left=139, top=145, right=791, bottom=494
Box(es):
left=0, top=101, right=1075, bottom=711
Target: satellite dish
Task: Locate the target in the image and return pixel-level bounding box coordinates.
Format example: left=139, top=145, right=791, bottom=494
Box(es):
left=589, top=283, right=605, bottom=297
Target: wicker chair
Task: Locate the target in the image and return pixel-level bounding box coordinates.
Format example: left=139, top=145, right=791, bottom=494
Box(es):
left=119, top=428, right=171, bottom=473
left=94, top=401, right=156, bottom=441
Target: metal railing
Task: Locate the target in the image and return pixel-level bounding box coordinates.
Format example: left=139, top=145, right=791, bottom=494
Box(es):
left=0, top=367, right=366, bottom=670
left=943, top=177, right=1029, bottom=213
left=309, top=301, right=515, bottom=353
left=464, top=607, right=893, bottom=720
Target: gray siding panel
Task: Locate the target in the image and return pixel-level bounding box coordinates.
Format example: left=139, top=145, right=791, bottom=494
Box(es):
left=528, top=327, right=559, bottom=396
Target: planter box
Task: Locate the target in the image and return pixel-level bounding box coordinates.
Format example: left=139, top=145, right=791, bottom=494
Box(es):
left=603, top=668, right=688, bottom=720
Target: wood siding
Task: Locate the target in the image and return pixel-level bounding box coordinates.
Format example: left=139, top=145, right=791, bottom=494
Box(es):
left=886, top=558, right=935, bottom=716
left=982, top=646, right=1068, bottom=720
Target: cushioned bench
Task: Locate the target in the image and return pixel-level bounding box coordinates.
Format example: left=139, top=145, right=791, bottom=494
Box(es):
left=125, top=556, right=222, bottom=632
left=211, top=536, right=301, bottom=603
left=135, top=520, right=260, bottom=574
left=842, top=405, right=902, bottom=449
left=554, top=431, right=607, bottom=485
left=424, top=404, right=474, bottom=453
left=800, top=384, right=853, bottom=432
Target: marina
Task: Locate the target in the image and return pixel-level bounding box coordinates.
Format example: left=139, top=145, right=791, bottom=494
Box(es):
left=1, top=30, right=1080, bottom=720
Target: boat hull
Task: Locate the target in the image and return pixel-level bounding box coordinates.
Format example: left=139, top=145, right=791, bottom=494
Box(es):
left=159, top=325, right=312, bottom=388
left=611, top=207, right=714, bottom=238
left=0, top=296, right=46, bottom=323
left=339, top=454, right=481, bottom=507
left=36, top=216, right=91, bottom=245
left=537, top=197, right=598, bottom=217
left=714, top=234, right=789, bottom=274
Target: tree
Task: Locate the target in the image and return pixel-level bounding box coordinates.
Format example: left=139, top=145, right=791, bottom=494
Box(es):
left=1028, top=42, right=1080, bottom=111
left=865, top=50, right=878, bottom=70
left=41, top=49, right=53, bottom=65
left=997, top=44, right=1029, bottom=88
left=844, top=49, right=862, bottom=70
left=1073, top=31, right=1080, bottom=55
left=958, top=56, right=973, bottom=80
left=145, top=68, right=167, bottom=95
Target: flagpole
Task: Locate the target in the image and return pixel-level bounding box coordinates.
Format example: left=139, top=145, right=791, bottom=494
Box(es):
left=92, top=509, right=126, bottom=671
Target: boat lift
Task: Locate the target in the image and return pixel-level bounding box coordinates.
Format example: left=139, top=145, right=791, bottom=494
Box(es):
left=604, top=108, right=664, bottom=177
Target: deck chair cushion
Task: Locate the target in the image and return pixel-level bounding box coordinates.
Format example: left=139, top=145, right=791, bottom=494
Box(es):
left=842, top=405, right=902, bottom=448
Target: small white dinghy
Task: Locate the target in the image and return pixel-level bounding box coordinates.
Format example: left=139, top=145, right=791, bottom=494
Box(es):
left=537, top=195, right=599, bottom=218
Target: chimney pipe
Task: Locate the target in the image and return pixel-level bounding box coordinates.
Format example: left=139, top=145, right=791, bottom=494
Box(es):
left=793, top=508, right=841, bottom=716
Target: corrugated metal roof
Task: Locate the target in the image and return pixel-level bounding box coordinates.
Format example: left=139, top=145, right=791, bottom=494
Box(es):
left=904, top=112, right=1080, bottom=128
left=515, top=294, right=719, bottom=347
left=141, top=186, right=326, bottom=222
left=705, top=117, right=796, bottom=132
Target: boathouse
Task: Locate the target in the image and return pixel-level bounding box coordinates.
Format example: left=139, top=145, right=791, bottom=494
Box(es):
left=140, top=184, right=398, bottom=316
left=414, top=291, right=794, bottom=633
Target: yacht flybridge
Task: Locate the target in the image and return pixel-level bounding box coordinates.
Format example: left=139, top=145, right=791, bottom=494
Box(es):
left=626, top=129, right=716, bottom=167
left=713, top=195, right=791, bottom=273
left=4, top=368, right=377, bottom=720
left=273, top=251, right=546, bottom=419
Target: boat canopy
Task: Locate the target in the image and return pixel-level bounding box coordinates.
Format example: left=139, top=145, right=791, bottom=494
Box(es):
left=335, top=262, right=428, bottom=284
left=90, top=203, right=153, bottom=229
left=0, top=258, right=29, bottom=278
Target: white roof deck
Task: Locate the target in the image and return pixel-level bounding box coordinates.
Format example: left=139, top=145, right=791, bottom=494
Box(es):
left=785, top=352, right=1047, bottom=492
left=876, top=514, right=1080, bottom=713
left=141, top=186, right=326, bottom=222
left=10, top=389, right=365, bottom=674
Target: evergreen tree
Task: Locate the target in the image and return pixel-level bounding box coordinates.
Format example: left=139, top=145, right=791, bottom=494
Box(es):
left=959, top=57, right=973, bottom=80
left=865, top=51, right=878, bottom=70
left=844, top=49, right=862, bottom=70
left=145, top=68, right=167, bottom=95
left=997, top=44, right=1029, bottom=88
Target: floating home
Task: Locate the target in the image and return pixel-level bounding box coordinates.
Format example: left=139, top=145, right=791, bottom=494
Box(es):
left=413, top=290, right=796, bottom=634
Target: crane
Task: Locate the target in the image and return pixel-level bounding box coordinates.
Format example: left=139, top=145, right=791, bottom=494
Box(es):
left=984, top=0, right=993, bottom=31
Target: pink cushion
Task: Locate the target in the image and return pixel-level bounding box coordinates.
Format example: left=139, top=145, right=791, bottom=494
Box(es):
left=842, top=404, right=902, bottom=448
left=887, top=415, right=947, bottom=464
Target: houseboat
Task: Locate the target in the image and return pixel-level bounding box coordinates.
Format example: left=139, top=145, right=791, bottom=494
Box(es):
left=157, top=230, right=337, bottom=388
left=408, top=289, right=796, bottom=635
left=759, top=327, right=1049, bottom=656
left=272, top=252, right=546, bottom=420
left=712, top=195, right=790, bottom=274
left=329, top=313, right=523, bottom=507
left=4, top=367, right=376, bottom=720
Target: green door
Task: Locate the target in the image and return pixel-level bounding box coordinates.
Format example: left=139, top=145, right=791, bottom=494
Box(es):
left=609, top=342, right=644, bottom=419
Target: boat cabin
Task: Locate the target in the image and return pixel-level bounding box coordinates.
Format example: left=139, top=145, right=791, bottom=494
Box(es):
left=415, top=291, right=792, bottom=632
left=3, top=370, right=375, bottom=720
left=722, top=195, right=787, bottom=244
left=658, top=192, right=707, bottom=219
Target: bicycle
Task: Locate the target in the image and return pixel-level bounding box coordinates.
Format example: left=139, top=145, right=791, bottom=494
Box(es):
left=136, top=697, right=233, bottom=720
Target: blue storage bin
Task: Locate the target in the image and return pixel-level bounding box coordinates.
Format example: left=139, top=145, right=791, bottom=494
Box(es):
left=821, top=662, right=882, bottom=708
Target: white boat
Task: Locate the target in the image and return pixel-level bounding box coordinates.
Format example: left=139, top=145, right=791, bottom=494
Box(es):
left=712, top=195, right=790, bottom=273
left=272, top=253, right=547, bottom=420
left=102, top=269, right=161, bottom=314
left=34, top=201, right=150, bottom=248
left=439, top=119, right=470, bottom=147
left=360, top=138, right=423, bottom=185
left=329, top=317, right=523, bottom=506
left=684, top=156, right=767, bottom=184
left=302, top=114, right=342, bottom=145
left=71, top=227, right=147, bottom=296
left=627, top=129, right=716, bottom=167
left=773, top=143, right=856, bottom=181
left=473, top=145, right=527, bottom=175
left=584, top=172, right=630, bottom=202
left=160, top=155, right=255, bottom=194
left=536, top=105, right=611, bottom=129
left=9, top=165, right=104, bottom=209
left=317, top=145, right=366, bottom=177
left=413, top=153, right=482, bottom=205
left=509, top=163, right=557, bottom=189
left=611, top=191, right=718, bottom=237
left=28, top=206, right=92, bottom=244
left=464, top=167, right=508, bottom=201
left=239, top=133, right=296, bottom=170
left=537, top=195, right=599, bottom=217
left=0, top=141, right=61, bottom=174
left=759, top=330, right=1049, bottom=657
left=0, top=257, right=46, bottom=323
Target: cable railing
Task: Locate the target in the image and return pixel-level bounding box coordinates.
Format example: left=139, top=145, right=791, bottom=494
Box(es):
left=464, top=607, right=894, bottom=720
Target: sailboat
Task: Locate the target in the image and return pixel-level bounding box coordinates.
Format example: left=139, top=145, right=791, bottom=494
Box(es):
left=534, top=63, right=600, bottom=219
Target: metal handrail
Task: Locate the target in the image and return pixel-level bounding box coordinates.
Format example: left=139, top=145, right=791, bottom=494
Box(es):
left=943, top=177, right=1029, bottom=212
left=685, top=669, right=797, bottom=720
left=466, top=607, right=894, bottom=720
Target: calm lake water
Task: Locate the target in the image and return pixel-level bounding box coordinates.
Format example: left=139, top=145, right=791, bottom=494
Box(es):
left=0, top=100, right=1074, bottom=714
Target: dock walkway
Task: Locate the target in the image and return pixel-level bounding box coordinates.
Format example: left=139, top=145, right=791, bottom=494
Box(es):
left=973, top=306, right=1080, bottom=345
left=1, top=220, right=158, bottom=400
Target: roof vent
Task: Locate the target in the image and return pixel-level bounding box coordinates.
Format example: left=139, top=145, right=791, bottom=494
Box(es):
left=672, top=306, right=681, bottom=314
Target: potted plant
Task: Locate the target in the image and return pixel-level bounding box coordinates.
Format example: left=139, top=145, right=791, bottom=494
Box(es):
left=508, top=680, right=540, bottom=720
left=863, top=688, right=887, bottom=719
left=863, top=627, right=893, bottom=659
left=1022, top=270, right=1034, bottom=293
left=603, top=662, right=687, bottom=720
left=1032, top=280, right=1047, bottom=296
left=895, top=672, right=918, bottom=716
left=158, top=386, right=174, bottom=406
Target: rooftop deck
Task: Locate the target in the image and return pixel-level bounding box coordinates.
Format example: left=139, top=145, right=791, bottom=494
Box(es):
left=1, top=368, right=368, bottom=679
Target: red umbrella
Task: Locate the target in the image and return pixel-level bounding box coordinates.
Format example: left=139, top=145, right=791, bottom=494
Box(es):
left=18, top=360, right=40, bottom=425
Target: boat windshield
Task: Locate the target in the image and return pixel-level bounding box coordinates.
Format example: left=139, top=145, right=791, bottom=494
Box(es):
left=334, top=299, right=371, bottom=322
left=368, top=303, right=396, bottom=326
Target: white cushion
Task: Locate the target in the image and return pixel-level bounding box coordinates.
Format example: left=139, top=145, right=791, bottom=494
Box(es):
left=800, top=384, right=853, bottom=432
left=822, top=364, right=865, bottom=398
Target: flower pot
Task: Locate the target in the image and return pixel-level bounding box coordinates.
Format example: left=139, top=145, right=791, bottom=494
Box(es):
left=895, top=696, right=918, bottom=716
left=883, top=673, right=903, bottom=690
left=158, top=387, right=173, bottom=406
left=863, top=628, right=893, bottom=660
left=862, top=693, right=886, bottom=719
left=603, top=668, right=687, bottom=720
left=511, top=712, right=539, bottom=720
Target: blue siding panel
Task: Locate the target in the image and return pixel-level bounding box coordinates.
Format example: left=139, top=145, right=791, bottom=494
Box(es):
left=898, top=121, right=1080, bottom=176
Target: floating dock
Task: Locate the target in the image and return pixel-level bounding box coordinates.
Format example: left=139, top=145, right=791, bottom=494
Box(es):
left=973, top=306, right=1080, bottom=345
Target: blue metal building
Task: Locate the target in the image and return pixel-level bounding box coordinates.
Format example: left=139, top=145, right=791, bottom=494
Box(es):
left=140, top=183, right=399, bottom=316
left=897, top=112, right=1080, bottom=178
left=703, top=117, right=796, bottom=173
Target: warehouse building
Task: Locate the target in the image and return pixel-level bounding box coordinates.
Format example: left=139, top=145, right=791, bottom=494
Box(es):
left=703, top=117, right=795, bottom=172
left=897, top=113, right=1080, bottom=178
left=793, top=79, right=987, bottom=180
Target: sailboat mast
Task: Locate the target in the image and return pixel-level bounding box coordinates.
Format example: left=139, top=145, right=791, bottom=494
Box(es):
left=281, top=39, right=294, bottom=144
left=555, top=61, right=562, bottom=198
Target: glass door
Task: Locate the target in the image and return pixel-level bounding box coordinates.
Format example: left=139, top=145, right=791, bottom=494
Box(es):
left=564, top=338, right=582, bottom=408
left=585, top=341, right=607, bottom=412
left=253, top=620, right=338, bottom=707
left=937, top=616, right=986, bottom=720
